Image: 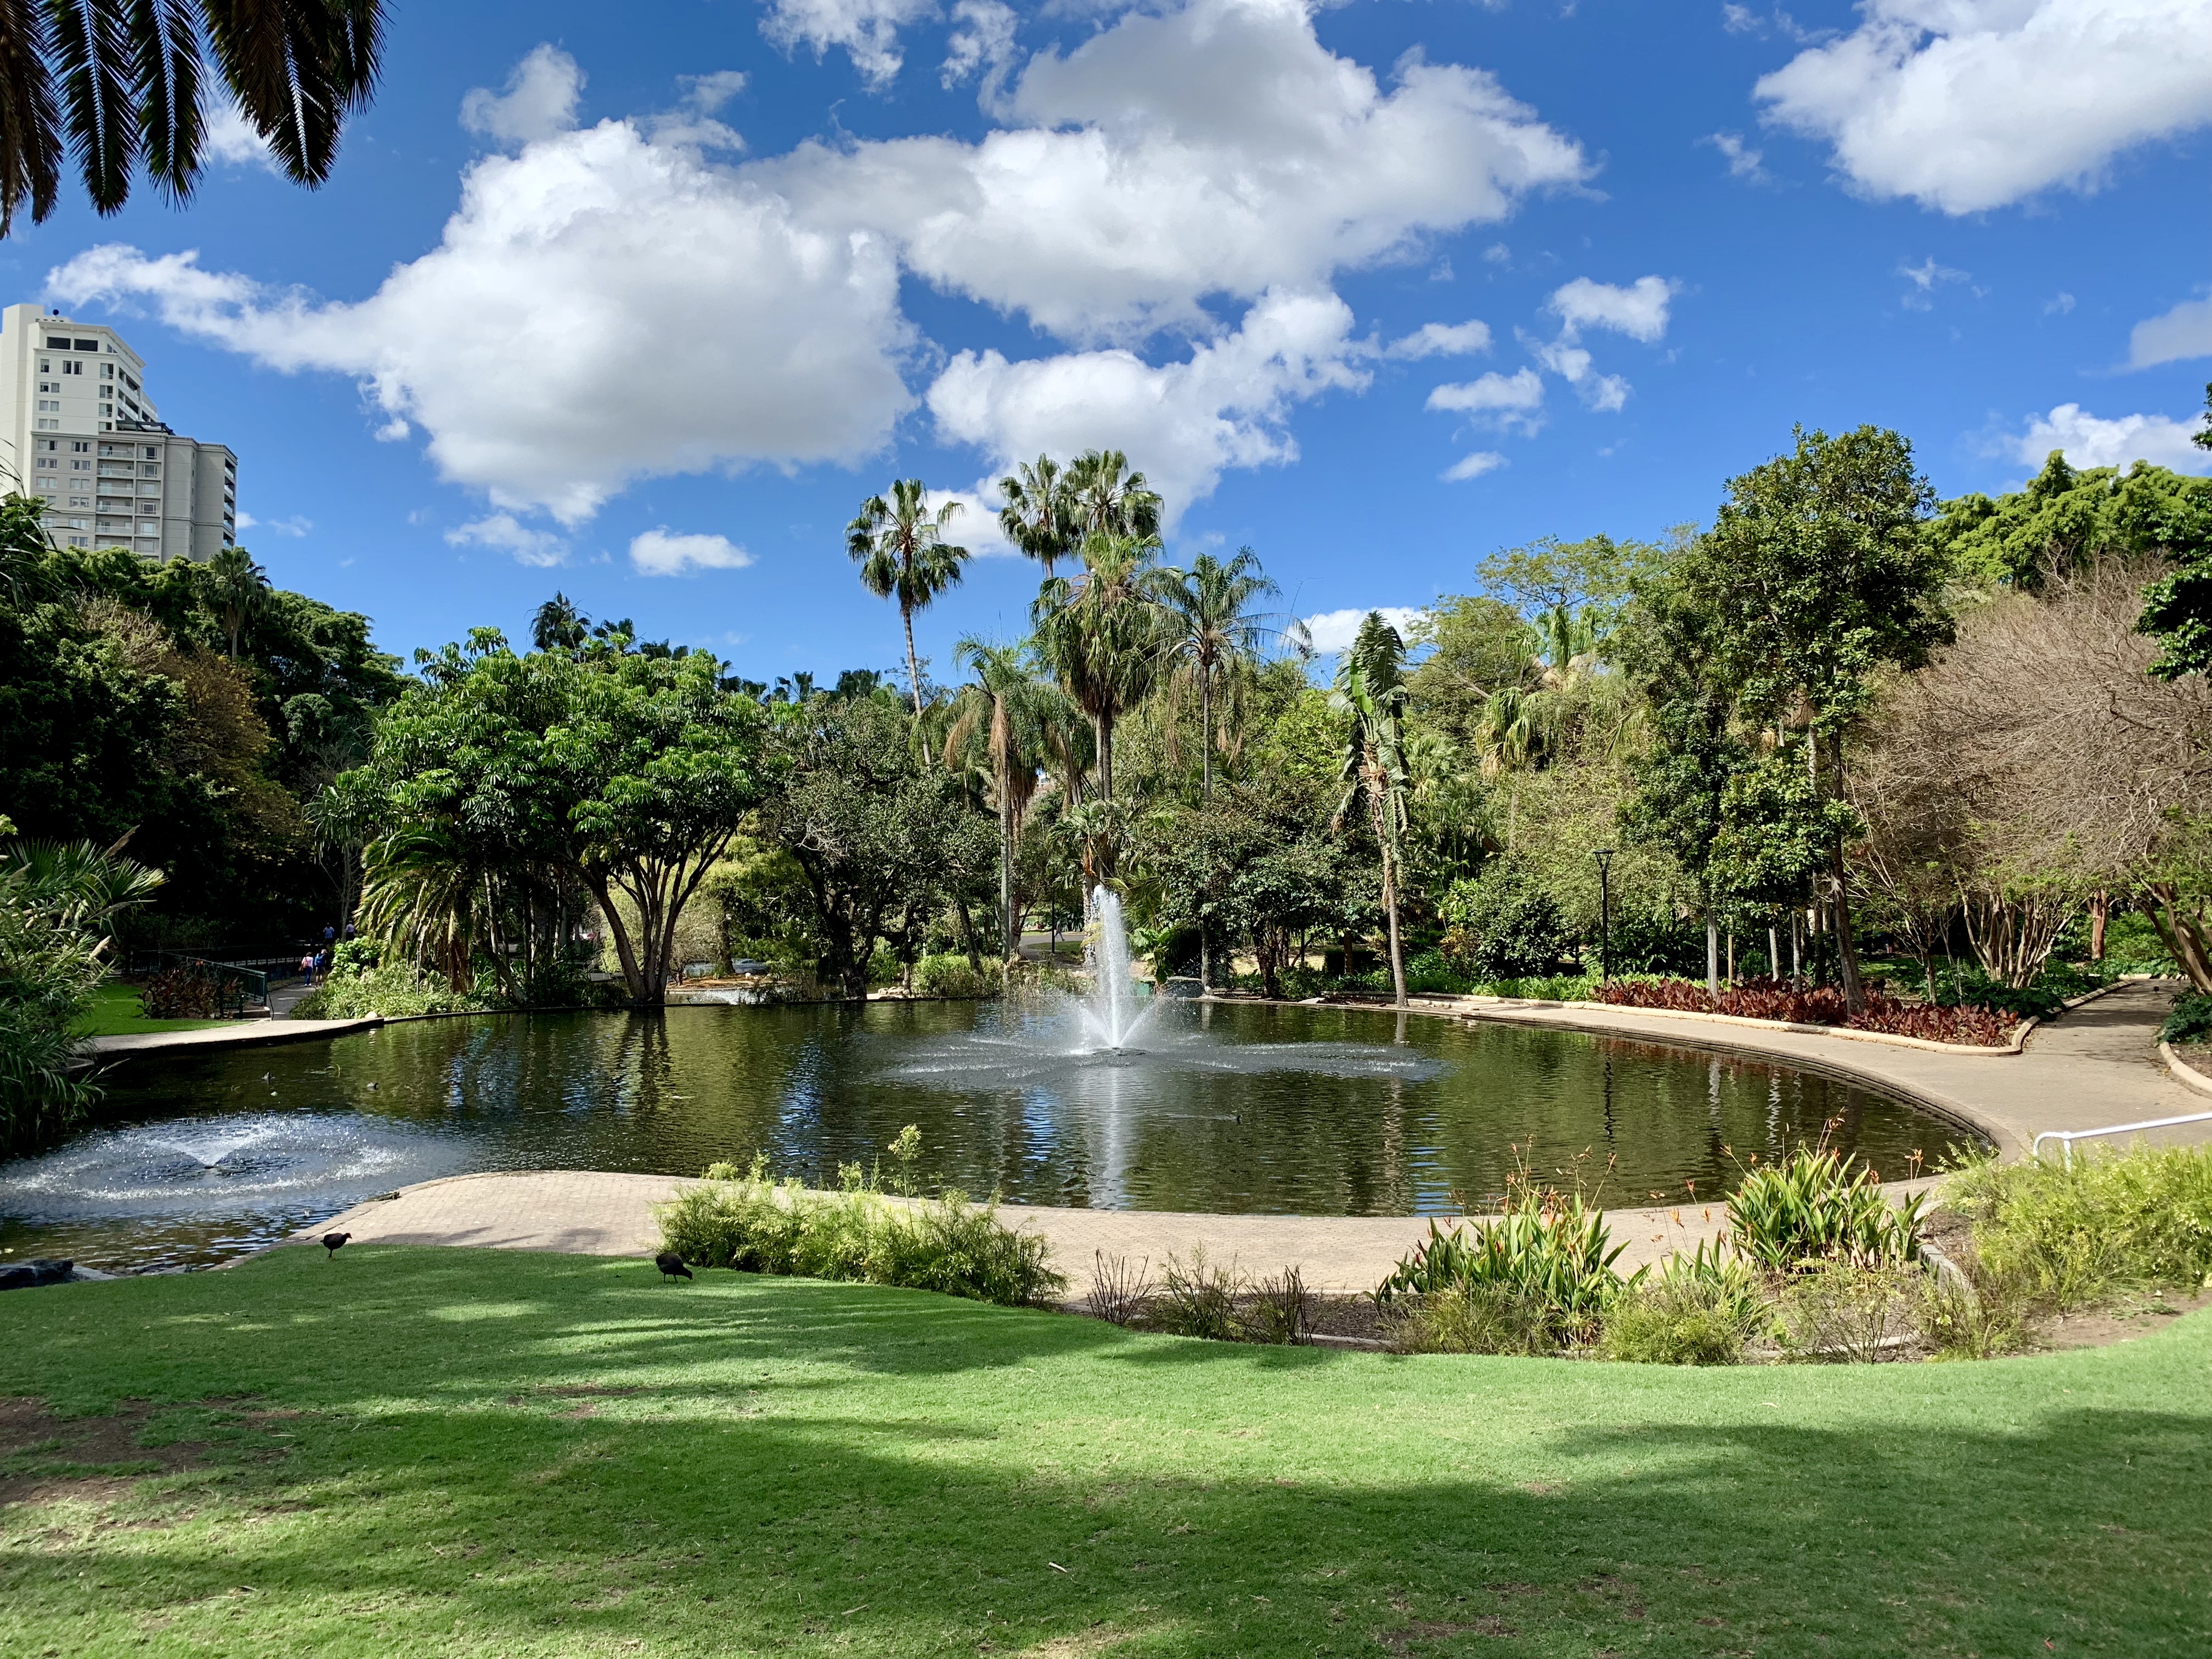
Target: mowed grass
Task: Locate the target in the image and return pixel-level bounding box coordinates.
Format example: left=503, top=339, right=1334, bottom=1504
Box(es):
left=3, top=1248, right=2210, bottom=1658
left=69, top=981, right=229, bottom=1036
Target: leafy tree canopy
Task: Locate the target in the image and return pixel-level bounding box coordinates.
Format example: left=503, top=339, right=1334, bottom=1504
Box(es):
left=1932, top=450, right=2212, bottom=591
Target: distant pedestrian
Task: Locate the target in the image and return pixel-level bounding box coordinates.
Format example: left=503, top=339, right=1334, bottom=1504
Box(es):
left=300, top=952, right=317, bottom=987
left=323, top=924, right=336, bottom=944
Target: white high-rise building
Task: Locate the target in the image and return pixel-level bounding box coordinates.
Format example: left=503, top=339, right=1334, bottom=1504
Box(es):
left=0, top=302, right=236, bottom=562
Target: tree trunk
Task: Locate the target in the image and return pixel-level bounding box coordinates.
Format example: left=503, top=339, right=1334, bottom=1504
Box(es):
left=1832, top=860, right=1867, bottom=1017
left=1382, top=838, right=1406, bottom=1009
left=2138, top=885, right=2212, bottom=992
left=2089, top=891, right=2109, bottom=962
left=1097, top=708, right=1115, bottom=803
left=1705, top=912, right=1719, bottom=1000
left=1768, top=923, right=1780, bottom=983
left=1200, top=667, right=1214, bottom=803
left=902, top=602, right=924, bottom=719
left=999, top=783, right=1019, bottom=968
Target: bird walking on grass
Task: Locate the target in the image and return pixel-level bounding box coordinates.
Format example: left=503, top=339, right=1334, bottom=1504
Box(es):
left=322, top=1232, right=351, bottom=1260
left=656, top=1251, right=693, bottom=1283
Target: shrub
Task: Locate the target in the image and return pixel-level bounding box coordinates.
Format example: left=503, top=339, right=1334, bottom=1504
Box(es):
left=1941, top=1144, right=2212, bottom=1310
left=1396, top=1281, right=1560, bottom=1356
left=1726, top=1144, right=1926, bottom=1273
left=1152, top=1250, right=1241, bottom=1340
left=1375, top=1198, right=1630, bottom=1348
left=292, top=962, right=489, bottom=1020
left=139, top=966, right=219, bottom=1019
left=1774, top=1265, right=1918, bottom=1363
left=1911, top=1240, right=2027, bottom=1361
left=1597, top=1242, right=1764, bottom=1365
left=1242, top=1267, right=1313, bottom=1346
left=655, top=1170, right=1063, bottom=1307
left=1592, top=977, right=2016, bottom=1046
left=1085, top=1251, right=1155, bottom=1327
left=1438, top=861, right=1570, bottom=980
left=913, top=953, right=1003, bottom=999
left=2158, top=994, right=2212, bottom=1046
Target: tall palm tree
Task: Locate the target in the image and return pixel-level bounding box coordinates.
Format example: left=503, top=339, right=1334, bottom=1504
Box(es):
left=0, top=0, right=387, bottom=233
left=945, top=636, right=1056, bottom=965
left=201, top=543, right=269, bottom=658
left=1332, top=612, right=1413, bottom=1009
left=1031, top=530, right=1169, bottom=811
left=1160, top=546, right=1284, bottom=803
left=1068, top=449, right=1161, bottom=543
left=847, top=479, right=970, bottom=718
left=532, top=592, right=588, bottom=653
left=997, top=454, right=1079, bottom=576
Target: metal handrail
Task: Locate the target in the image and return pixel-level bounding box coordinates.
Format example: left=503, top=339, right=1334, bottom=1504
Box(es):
left=2031, top=1111, right=2212, bottom=1165
left=138, top=949, right=270, bottom=1018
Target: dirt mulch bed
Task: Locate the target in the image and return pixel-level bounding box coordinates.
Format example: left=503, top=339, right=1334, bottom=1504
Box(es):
left=0, top=1396, right=297, bottom=1508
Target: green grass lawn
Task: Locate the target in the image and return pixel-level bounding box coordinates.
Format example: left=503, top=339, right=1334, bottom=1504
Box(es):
left=3, top=1248, right=2209, bottom=1657
left=70, top=981, right=231, bottom=1036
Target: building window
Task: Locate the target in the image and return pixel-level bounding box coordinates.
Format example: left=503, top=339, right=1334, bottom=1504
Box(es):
left=61, top=359, right=83, bottom=375
left=144, top=447, right=159, bottom=459
left=141, top=463, right=159, bottom=477
left=36, top=439, right=54, bottom=452
left=73, top=338, right=96, bottom=351
left=69, top=459, right=89, bottom=470
left=69, top=441, right=89, bottom=452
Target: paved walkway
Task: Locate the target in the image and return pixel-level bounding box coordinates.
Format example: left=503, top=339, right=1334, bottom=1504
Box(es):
left=86, top=1016, right=380, bottom=1057
left=270, top=979, right=2210, bottom=1300
left=298, top=1170, right=1745, bottom=1297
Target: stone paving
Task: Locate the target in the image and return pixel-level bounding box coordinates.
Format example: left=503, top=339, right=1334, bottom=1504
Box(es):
left=288, top=982, right=2209, bottom=1300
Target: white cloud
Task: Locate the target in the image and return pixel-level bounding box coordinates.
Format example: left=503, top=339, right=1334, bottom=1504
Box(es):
left=448, top=512, right=568, bottom=567
left=943, top=0, right=1019, bottom=98
left=2013, top=403, right=2212, bottom=474
left=928, top=288, right=1369, bottom=518
left=51, top=9, right=1584, bottom=532
left=1898, top=255, right=1970, bottom=311
left=630, top=527, right=755, bottom=575
left=1386, top=320, right=1492, bottom=360
left=1301, top=605, right=1425, bottom=655
left=2044, top=290, right=2075, bottom=317
left=50, top=125, right=914, bottom=526
left=235, top=510, right=311, bottom=537
left=1549, top=275, right=1675, bottom=343
left=764, top=0, right=1587, bottom=341
left=761, top=0, right=937, bottom=88
left=204, top=101, right=278, bottom=171
left=1755, top=1, right=2212, bottom=215
left=460, top=43, right=584, bottom=146
left=1426, top=366, right=1545, bottom=434
left=2131, top=292, right=2212, bottom=368
left=1441, top=450, right=1505, bottom=481
left=1703, top=131, right=1769, bottom=183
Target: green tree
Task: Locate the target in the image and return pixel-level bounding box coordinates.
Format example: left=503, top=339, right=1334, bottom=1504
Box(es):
left=1332, top=611, right=1413, bottom=1008
left=1067, top=449, right=1161, bottom=542
left=1683, top=426, right=1949, bottom=1013
left=0, top=0, right=387, bottom=232
left=532, top=592, right=589, bottom=653
left=1032, top=531, right=1171, bottom=816
left=2135, top=387, right=2212, bottom=681
left=1159, top=546, right=1284, bottom=804
left=997, top=455, right=1079, bottom=577
left=848, top=480, right=970, bottom=718
left=201, top=543, right=270, bottom=659
left=944, top=637, right=1059, bottom=967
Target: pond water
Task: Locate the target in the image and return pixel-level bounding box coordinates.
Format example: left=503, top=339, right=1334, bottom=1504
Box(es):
left=0, top=1000, right=1975, bottom=1273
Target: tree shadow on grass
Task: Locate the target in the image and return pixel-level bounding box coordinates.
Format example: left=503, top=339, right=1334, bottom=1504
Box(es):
left=2, top=1250, right=2210, bottom=1657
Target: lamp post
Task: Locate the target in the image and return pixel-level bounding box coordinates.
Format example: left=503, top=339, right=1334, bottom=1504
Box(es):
left=1594, top=848, right=1616, bottom=983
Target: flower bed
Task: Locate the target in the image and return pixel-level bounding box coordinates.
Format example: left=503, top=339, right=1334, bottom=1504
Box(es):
left=1590, top=976, right=2017, bottom=1047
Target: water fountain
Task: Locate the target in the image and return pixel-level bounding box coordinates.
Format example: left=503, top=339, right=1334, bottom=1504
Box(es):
left=1070, top=888, right=1162, bottom=1053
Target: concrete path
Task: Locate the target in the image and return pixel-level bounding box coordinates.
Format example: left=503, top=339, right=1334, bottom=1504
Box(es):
left=86, top=1016, right=381, bottom=1058
left=299, top=1169, right=1741, bottom=1296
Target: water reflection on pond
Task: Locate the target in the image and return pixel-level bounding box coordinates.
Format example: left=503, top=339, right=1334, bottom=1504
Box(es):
left=0, top=1000, right=1971, bottom=1272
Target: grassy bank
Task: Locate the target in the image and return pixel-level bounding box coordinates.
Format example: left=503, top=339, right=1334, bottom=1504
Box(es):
left=3, top=1246, right=2209, bottom=1657
left=67, top=981, right=229, bottom=1036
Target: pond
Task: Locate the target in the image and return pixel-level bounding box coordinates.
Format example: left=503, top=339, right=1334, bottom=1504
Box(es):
left=0, top=999, right=1976, bottom=1273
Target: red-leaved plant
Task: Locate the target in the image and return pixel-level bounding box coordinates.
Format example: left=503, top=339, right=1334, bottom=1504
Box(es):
left=1590, top=977, right=2016, bottom=1047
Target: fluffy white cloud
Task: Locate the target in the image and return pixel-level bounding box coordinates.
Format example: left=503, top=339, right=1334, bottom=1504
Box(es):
left=1301, top=605, right=1426, bottom=655
left=448, top=512, right=568, bottom=567
left=1549, top=275, right=1675, bottom=342
left=51, top=123, right=914, bottom=525
left=760, top=0, right=937, bottom=88
left=204, top=101, right=278, bottom=170
left=1386, top=320, right=1492, bottom=359
left=929, top=288, right=1369, bottom=518
left=630, top=528, right=755, bottom=575
left=2013, top=403, right=2212, bottom=473
left=1426, top=367, right=1544, bottom=431
left=460, top=43, right=584, bottom=146
left=1755, top=1, right=2212, bottom=215
left=52, top=8, right=1583, bottom=532
left=943, top=0, right=1019, bottom=97
left=2131, top=292, right=2212, bottom=368
left=1440, top=450, right=1505, bottom=482
left=764, top=0, right=1585, bottom=340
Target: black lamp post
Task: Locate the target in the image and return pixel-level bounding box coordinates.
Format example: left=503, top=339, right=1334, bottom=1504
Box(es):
left=1595, top=848, right=1616, bottom=983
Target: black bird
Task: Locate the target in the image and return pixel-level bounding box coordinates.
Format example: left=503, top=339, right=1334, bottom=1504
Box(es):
left=655, top=1251, right=693, bottom=1283
left=322, top=1232, right=351, bottom=1259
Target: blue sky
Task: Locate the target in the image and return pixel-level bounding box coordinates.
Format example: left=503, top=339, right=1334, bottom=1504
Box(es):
left=5, top=0, right=2210, bottom=676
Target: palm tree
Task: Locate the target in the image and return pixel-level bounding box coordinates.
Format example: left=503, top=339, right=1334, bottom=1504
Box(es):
left=997, top=455, right=1079, bottom=576
left=1031, top=531, right=1170, bottom=811
left=847, top=479, right=970, bottom=718
left=1160, top=546, right=1285, bottom=803
left=945, top=637, right=1055, bottom=965
left=532, top=592, right=589, bottom=653
left=1331, top=612, right=1413, bottom=1008
left=0, top=0, right=387, bottom=233
left=201, top=544, right=269, bottom=658
left=1068, top=449, right=1161, bottom=542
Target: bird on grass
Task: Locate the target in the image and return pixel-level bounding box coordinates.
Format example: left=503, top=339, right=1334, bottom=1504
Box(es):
left=322, top=1232, right=351, bottom=1260
left=655, top=1251, right=693, bottom=1283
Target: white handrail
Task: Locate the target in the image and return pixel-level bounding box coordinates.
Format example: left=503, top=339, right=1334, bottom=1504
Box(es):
left=2031, top=1111, right=2212, bottom=1165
